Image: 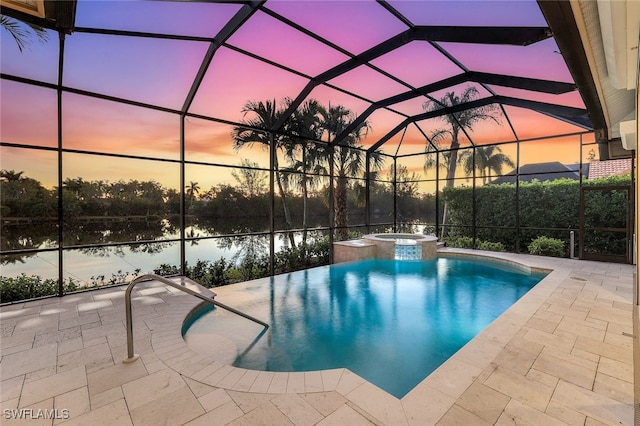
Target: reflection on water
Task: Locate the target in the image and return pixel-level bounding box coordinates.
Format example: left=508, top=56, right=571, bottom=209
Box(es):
left=184, top=257, right=545, bottom=398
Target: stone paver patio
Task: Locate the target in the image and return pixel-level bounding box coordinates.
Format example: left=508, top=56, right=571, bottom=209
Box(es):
left=0, top=249, right=635, bottom=425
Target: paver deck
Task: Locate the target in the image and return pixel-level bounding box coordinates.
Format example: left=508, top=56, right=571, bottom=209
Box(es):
left=1, top=249, right=636, bottom=425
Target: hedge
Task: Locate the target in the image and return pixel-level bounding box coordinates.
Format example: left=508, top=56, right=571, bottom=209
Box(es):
left=442, top=175, right=631, bottom=255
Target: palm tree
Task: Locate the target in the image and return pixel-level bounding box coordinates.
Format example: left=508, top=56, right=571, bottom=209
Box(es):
left=1, top=15, right=48, bottom=52
left=322, top=105, right=383, bottom=241
left=185, top=181, right=200, bottom=211
left=282, top=99, right=326, bottom=244
left=231, top=98, right=297, bottom=247
left=423, top=86, right=501, bottom=238
left=459, top=145, right=515, bottom=185
left=0, top=169, right=25, bottom=182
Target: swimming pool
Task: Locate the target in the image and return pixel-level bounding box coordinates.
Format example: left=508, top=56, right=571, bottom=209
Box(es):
left=183, top=256, right=546, bottom=398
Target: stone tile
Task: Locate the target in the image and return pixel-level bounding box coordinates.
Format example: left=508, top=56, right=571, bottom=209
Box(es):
left=545, top=400, right=586, bottom=426
left=0, top=343, right=57, bottom=381
left=57, top=342, right=113, bottom=373
left=532, top=309, right=564, bottom=325
left=227, top=401, right=294, bottom=426
left=300, top=391, right=347, bottom=417
left=217, top=367, right=248, bottom=390
left=1, top=328, right=36, bottom=348
left=0, top=397, right=19, bottom=411
left=422, top=358, right=482, bottom=400
left=33, top=327, right=82, bottom=348
left=0, top=342, right=34, bottom=356
left=59, top=398, right=132, bottom=426
left=189, top=360, right=225, bottom=382
left=484, top=368, right=554, bottom=412
left=227, top=390, right=277, bottom=414
left=14, top=316, right=58, bottom=334
left=57, top=337, right=84, bottom=356
left=0, top=375, right=24, bottom=403
left=551, top=380, right=633, bottom=426
left=271, top=393, right=324, bottom=426
left=285, top=371, right=305, bottom=393
left=183, top=377, right=217, bottom=399
left=402, top=383, right=456, bottom=426
left=437, top=404, right=492, bottom=426
left=89, top=386, right=124, bottom=410
left=345, top=381, right=408, bottom=426
left=53, top=386, right=90, bottom=425
left=453, top=338, right=503, bottom=369
left=531, top=349, right=596, bottom=390
left=320, top=369, right=343, bottom=391
left=335, top=370, right=366, bottom=396
left=25, top=366, right=57, bottom=383
left=475, top=313, right=524, bottom=347
left=129, top=387, right=205, bottom=426
left=592, top=372, right=633, bottom=404
left=87, top=359, right=148, bottom=396
left=183, top=401, right=244, bottom=426
left=556, top=317, right=606, bottom=341
left=201, top=364, right=234, bottom=387
left=597, top=357, right=632, bottom=383
left=316, top=404, right=375, bottom=426
left=495, top=399, right=569, bottom=426
left=491, top=345, right=538, bottom=376
left=603, top=329, right=633, bottom=349
left=267, top=372, right=289, bottom=394
left=2, top=397, right=54, bottom=426
left=20, top=366, right=87, bottom=407
left=526, top=368, right=559, bottom=388
left=248, top=371, right=274, bottom=393
left=587, top=305, right=631, bottom=327
left=570, top=347, right=601, bottom=363
left=304, top=371, right=323, bottom=392
left=122, top=369, right=186, bottom=410
left=523, top=328, right=575, bottom=353
left=525, top=316, right=558, bottom=333
left=77, top=301, right=113, bottom=313
left=455, top=381, right=510, bottom=424
left=198, top=388, right=232, bottom=412
left=573, top=336, right=632, bottom=364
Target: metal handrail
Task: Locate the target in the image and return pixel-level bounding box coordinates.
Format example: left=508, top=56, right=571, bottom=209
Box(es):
left=123, top=273, right=268, bottom=363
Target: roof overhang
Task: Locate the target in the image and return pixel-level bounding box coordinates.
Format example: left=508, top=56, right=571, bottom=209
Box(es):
left=0, top=0, right=77, bottom=34
left=539, top=0, right=638, bottom=157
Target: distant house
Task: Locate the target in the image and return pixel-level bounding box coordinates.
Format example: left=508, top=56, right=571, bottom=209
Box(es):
left=587, top=159, right=632, bottom=179
left=490, top=161, right=586, bottom=184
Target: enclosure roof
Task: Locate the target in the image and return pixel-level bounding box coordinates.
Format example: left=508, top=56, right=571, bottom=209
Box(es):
left=1, top=0, right=598, bottom=156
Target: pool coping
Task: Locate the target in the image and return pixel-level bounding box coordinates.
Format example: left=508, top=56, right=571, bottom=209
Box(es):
left=146, top=249, right=573, bottom=418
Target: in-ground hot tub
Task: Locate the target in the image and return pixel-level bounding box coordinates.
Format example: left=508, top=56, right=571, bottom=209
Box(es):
left=333, top=233, right=438, bottom=263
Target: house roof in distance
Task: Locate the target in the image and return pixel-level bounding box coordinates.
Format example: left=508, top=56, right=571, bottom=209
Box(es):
left=490, top=161, right=583, bottom=184
left=587, top=159, right=632, bottom=179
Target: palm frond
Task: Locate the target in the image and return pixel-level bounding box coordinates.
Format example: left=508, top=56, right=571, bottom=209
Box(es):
left=1, top=15, right=49, bottom=53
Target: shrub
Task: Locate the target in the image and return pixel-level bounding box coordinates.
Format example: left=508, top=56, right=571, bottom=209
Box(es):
left=477, top=241, right=506, bottom=252
left=0, top=274, right=79, bottom=303
left=447, top=236, right=505, bottom=252
left=447, top=236, right=474, bottom=248
left=527, top=236, right=565, bottom=257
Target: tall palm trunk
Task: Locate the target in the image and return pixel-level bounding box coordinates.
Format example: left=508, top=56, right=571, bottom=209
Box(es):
left=440, top=128, right=460, bottom=239
left=302, top=148, right=308, bottom=245
left=274, top=167, right=296, bottom=248
left=302, top=178, right=308, bottom=245
left=335, top=175, right=348, bottom=240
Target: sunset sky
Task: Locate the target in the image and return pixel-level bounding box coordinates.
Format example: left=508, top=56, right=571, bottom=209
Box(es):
left=0, top=0, right=592, bottom=191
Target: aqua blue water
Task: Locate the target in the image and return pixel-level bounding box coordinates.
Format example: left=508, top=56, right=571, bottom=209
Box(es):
left=183, top=257, right=546, bottom=398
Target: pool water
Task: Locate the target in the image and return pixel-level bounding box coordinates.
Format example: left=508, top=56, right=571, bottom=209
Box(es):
left=183, top=256, right=546, bottom=398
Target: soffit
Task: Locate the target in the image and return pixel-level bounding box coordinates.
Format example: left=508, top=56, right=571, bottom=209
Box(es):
left=572, top=0, right=637, bottom=139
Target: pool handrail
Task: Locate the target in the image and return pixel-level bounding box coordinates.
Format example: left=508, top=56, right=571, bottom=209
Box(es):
left=123, top=273, right=269, bottom=363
